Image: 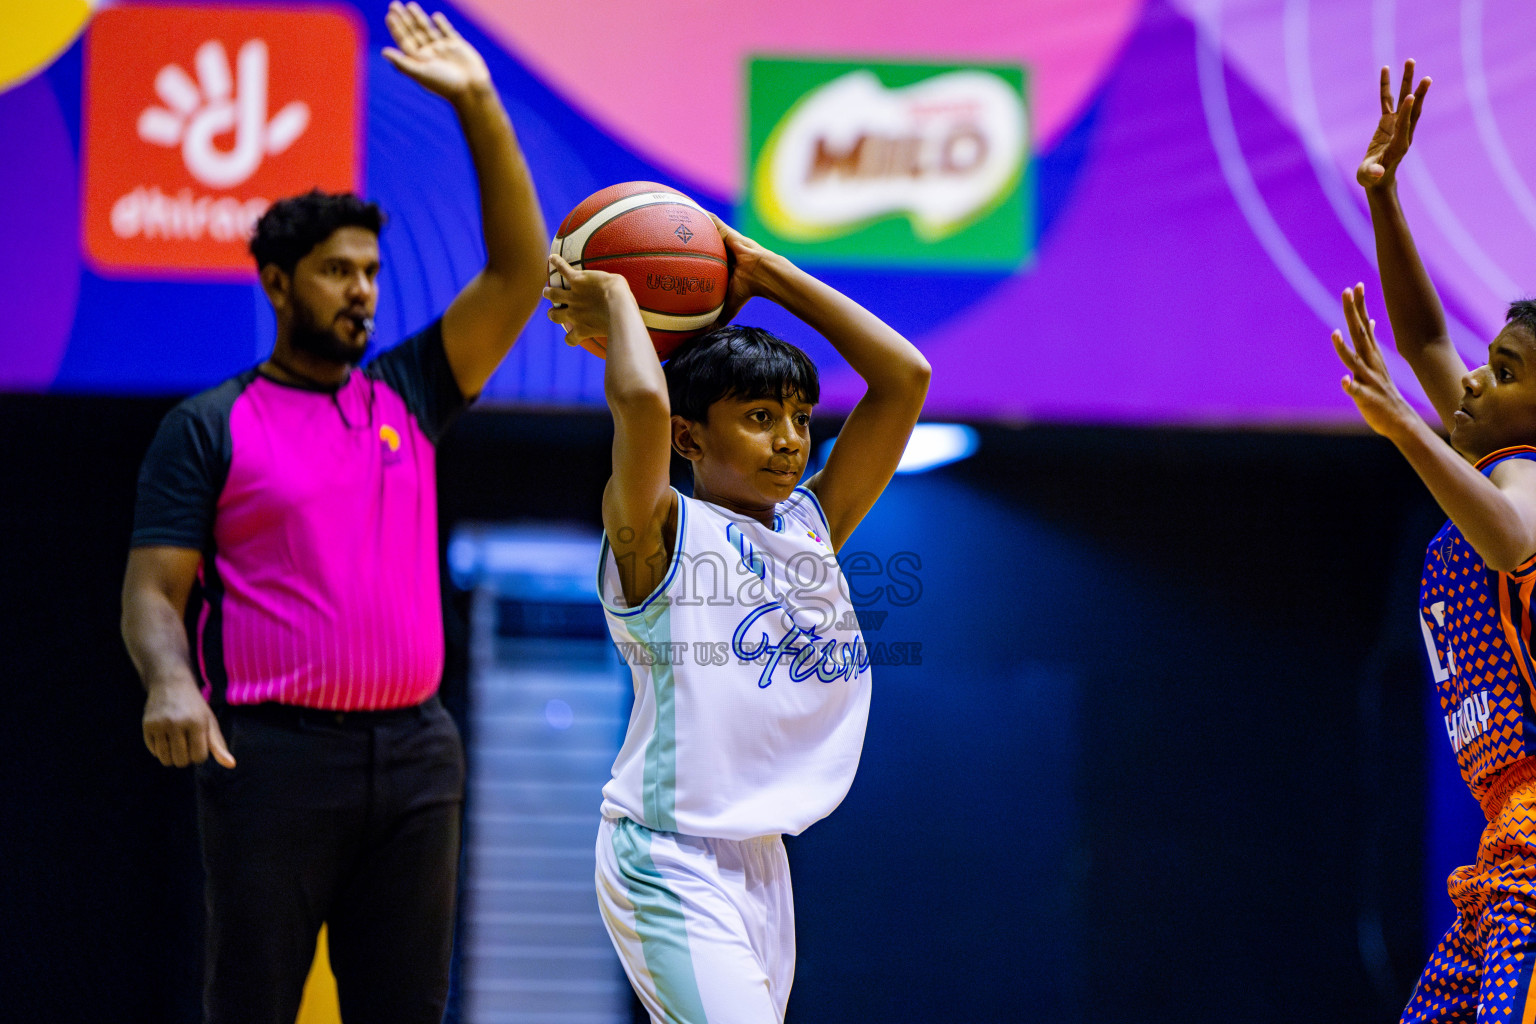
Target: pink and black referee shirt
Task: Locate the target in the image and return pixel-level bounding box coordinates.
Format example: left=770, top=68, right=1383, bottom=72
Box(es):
left=131, top=321, right=465, bottom=711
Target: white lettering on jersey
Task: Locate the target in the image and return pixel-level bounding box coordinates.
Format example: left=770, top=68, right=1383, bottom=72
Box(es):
left=1445, top=690, right=1492, bottom=753
left=1420, top=601, right=1455, bottom=684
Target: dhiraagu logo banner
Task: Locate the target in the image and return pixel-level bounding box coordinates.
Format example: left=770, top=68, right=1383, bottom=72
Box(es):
left=744, top=58, right=1031, bottom=270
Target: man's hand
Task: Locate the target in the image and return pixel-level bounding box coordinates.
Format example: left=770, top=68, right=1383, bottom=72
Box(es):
left=142, top=677, right=235, bottom=769
left=1358, top=60, right=1430, bottom=191
left=391, top=1, right=548, bottom=398
left=544, top=254, right=636, bottom=346
left=1333, top=283, right=1422, bottom=439
left=383, top=2, right=491, bottom=104
left=707, top=214, right=782, bottom=328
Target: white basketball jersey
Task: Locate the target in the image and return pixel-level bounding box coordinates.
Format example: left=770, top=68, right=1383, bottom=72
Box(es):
left=598, top=487, right=871, bottom=840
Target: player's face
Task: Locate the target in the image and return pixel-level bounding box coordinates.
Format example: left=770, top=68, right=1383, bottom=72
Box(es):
left=287, top=227, right=380, bottom=364
left=684, top=393, right=813, bottom=518
left=1451, top=325, right=1536, bottom=460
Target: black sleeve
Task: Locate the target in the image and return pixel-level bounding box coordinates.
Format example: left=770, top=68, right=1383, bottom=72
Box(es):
left=367, top=319, right=469, bottom=445
left=130, top=391, right=234, bottom=550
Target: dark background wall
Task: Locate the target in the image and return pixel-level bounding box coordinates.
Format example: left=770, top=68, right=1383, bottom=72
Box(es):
left=2, top=394, right=1451, bottom=1022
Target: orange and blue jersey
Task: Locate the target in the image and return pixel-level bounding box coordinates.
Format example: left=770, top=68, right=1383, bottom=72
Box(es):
left=1403, top=445, right=1536, bottom=1024
left=1419, top=446, right=1536, bottom=815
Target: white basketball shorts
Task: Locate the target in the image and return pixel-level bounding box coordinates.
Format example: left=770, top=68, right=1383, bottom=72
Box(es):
left=595, top=816, right=795, bottom=1024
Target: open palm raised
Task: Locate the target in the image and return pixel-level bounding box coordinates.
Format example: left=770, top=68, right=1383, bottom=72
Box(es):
left=383, top=1, right=491, bottom=101
left=1357, top=60, right=1430, bottom=191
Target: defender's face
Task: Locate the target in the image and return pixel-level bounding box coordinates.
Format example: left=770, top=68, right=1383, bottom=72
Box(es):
left=686, top=393, right=813, bottom=514
left=287, top=226, right=380, bottom=357
left=1451, top=325, right=1536, bottom=461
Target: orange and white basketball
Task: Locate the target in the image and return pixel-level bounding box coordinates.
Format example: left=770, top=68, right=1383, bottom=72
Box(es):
left=550, top=181, right=728, bottom=360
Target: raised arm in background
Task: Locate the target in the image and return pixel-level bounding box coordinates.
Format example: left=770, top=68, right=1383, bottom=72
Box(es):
left=1358, top=59, right=1465, bottom=433
left=384, top=1, right=547, bottom=397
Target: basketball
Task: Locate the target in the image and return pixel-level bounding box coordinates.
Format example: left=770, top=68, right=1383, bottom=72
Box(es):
left=550, top=181, right=729, bottom=360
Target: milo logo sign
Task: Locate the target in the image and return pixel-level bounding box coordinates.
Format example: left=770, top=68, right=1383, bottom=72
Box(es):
left=744, top=58, right=1031, bottom=270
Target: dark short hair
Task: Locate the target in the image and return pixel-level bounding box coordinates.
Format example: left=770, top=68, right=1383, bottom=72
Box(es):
left=249, top=190, right=384, bottom=273
left=664, top=325, right=820, bottom=422
left=1508, top=300, right=1536, bottom=340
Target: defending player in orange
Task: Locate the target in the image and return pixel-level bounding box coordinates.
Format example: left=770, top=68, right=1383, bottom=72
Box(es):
left=1332, top=61, right=1536, bottom=1024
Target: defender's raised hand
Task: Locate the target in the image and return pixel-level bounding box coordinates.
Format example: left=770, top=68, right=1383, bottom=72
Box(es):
left=1359, top=60, right=1431, bottom=190
left=383, top=2, right=491, bottom=101
left=1333, top=283, right=1418, bottom=438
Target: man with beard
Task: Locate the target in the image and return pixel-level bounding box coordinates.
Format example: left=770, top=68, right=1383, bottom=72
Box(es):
left=118, top=5, right=546, bottom=1022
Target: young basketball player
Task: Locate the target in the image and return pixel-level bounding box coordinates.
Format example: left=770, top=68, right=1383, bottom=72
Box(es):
left=543, top=214, right=929, bottom=1023
left=1332, top=61, right=1536, bottom=1023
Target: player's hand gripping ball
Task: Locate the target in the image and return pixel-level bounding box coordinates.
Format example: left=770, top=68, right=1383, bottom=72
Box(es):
left=549, top=181, right=728, bottom=360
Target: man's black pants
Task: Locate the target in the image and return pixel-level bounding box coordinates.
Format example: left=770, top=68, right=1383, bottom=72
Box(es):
left=195, top=696, right=464, bottom=1024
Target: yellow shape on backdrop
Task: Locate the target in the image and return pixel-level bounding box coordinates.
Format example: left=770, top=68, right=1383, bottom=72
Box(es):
left=296, top=925, right=342, bottom=1024
left=0, top=0, right=94, bottom=93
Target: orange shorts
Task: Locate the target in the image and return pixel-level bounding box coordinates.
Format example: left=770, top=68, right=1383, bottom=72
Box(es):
left=1404, top=760, right=1536, bottom=1024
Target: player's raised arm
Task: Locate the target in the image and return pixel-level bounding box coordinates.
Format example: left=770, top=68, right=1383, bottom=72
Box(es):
left=1359, top=60, right=1465, bottom=433
left=1333, top=285, right=1536, bottom=570
left=545, top=255, right=676, bottom=605
left=709, top=216, right=930, bottom=552
left=384, top=2, right=547, bottom=398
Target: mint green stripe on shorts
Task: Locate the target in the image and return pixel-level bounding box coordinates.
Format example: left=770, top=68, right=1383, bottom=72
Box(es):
left=610, top=817, right=708, bottom=1024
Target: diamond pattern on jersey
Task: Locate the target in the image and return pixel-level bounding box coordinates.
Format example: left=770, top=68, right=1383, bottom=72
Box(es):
left=1401, top=777, right=1536, bottom=1023
left=1422, top=525, right=1536, bottom=806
